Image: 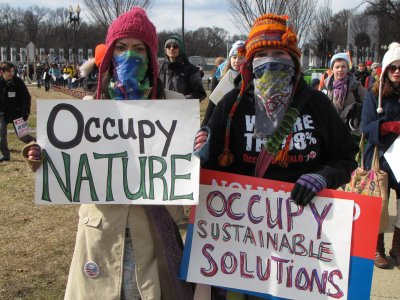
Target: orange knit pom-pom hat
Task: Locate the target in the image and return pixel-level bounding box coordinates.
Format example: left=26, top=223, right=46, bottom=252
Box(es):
left=240, top=14, right=301, bottom=62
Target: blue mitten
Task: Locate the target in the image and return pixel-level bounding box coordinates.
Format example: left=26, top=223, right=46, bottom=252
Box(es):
left=291, top=173, right=327, bottom=206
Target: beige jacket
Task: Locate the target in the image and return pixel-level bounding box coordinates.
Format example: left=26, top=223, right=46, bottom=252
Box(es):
left=64, top=204, right=183, bottom=300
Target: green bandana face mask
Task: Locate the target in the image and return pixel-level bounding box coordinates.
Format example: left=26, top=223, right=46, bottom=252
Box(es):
left=109, top=50, right=150, bottom=100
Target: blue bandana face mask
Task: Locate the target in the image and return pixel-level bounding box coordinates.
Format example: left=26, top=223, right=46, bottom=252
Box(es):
left=109, top=50, right=150, bottom=100
left=252, top=56, right=295, bottom=138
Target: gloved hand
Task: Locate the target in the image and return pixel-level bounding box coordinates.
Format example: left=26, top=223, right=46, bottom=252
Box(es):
left=380, top=121, right=400, bottom=135
left=291, top=173, right=327, bottom=206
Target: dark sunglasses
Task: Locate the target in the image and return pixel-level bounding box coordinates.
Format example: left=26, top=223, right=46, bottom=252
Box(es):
left=165, top=44, right=179, bottom=49
left=387, top=64, right=400, bottom=73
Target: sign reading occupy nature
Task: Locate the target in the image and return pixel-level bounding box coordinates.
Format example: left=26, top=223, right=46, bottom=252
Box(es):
left=35, top=99, right=200, bottom=205
left=180, top=170, right=382, bottom=300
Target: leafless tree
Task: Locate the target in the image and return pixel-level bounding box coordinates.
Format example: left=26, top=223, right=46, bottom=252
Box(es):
left=20, top=6, right=49, bottom=46
left=226, top=0, right=317, bottom=47
left=362, top=0, right=400, bottom=42
left=308, top=0, right=333, bottom=67
left=0, top=5, right=20, bottom=56
left=82, top=0, right=153, bottom=29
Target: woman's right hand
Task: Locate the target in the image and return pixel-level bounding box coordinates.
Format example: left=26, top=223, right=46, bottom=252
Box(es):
left=22, top=142, right=43, bottom=172
left=27, top=145, right=42, bottom=161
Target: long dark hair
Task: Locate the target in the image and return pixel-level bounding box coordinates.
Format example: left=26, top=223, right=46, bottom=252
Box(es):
left=372, top=71, right=400, bottom=98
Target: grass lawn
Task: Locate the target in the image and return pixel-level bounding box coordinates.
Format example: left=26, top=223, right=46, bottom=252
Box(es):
left=0, top=85, right=208, bottom=299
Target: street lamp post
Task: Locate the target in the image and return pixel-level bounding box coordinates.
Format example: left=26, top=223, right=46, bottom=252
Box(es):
left=68, top=4, right=81, bottom=63
left=181, top=0, right=185, bottom=47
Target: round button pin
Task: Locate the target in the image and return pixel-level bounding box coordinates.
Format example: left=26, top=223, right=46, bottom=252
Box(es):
left=83, top=261, right=100, bottom=279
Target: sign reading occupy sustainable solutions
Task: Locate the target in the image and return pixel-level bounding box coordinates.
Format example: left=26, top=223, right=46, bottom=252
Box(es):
left=35, top=100, right=200, bottom=205
left=181, top=170, right=382, bottom=299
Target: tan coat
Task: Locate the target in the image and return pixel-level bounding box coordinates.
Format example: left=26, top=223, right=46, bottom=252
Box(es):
left=64, top=204, right=183, bottom=300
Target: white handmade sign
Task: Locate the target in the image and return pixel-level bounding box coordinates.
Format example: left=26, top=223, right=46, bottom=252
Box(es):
left=13, top=117, right=29, bottom=138
left=208, top=69, right=238, bottom=105
left=384, top=135, right=400, bottom=183
left=183, top=184, right=354, bottom=300
left=35, top=99, right=200, bottom=205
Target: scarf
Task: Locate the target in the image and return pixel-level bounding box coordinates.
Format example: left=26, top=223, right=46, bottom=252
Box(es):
left=332, top=75, right=348, bottom=113
left=253, top=57, right=295, bottom=138
left=108, top=50, right=150, bottom=100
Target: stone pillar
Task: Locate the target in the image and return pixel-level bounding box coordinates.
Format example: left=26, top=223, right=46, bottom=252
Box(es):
left=39, top=48, right=45, bottom=62
left=20, top=48, right=27, bottom=63
left=59, top=48, right=64, bottom=62
left=10, top=48, right=16, bottom=63
left=1, top=47, right=7, bottom=61
left=69, top=48, right=73, bottom=62
left=49, top=48, right=55, bottom=63
left=78, top=48, right=83, bottom=62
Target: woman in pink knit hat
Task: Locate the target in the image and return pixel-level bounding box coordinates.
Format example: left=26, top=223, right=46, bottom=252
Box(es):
left=23, top=7, right=194, bottom=300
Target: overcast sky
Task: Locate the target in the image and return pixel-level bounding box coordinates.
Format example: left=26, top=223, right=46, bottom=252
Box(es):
left=1, top=0, right=364, bottom=36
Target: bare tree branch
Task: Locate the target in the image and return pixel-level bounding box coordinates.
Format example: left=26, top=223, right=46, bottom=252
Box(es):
left=226, top=0, right=317, bottom=47
left=82, top=0, right=153, bottom=29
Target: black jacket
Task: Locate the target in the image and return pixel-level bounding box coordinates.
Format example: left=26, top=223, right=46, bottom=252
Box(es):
left=0, top=76, right=31, bottom=123
left=204, top=77, right=358, bottom=189
left=158, top=58, right=206, bottom=101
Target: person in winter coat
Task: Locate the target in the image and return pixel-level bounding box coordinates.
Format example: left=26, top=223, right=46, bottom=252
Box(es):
left=355, top=61, right=370, bottom=87
left=0, top=62, right=35, bottom=162
left=201, top=40, right=245, bottom=127
left=361, top=42, right=400, bottom=270
left=194, top=13, right=358, bottom=299
left=323, top=52, right=366, bottom=135
left=22, top=8, right=194, bottom=300
left=158, top=35, right=206, bottom=101
left=365, top=62, right=381, bottom=91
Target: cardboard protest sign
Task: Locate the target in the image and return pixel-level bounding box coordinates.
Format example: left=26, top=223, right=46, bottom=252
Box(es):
left=208, top=69, right=238, bottom=105
left=35, top=99, right=200, bottom=205
left=384, top=136, right=400, bottom=182
left=13, top=117, right=29, bottom=138
left=180, top=170, right=382, bottom=300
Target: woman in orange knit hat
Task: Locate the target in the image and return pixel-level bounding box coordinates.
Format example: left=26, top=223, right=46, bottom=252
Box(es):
left=194, top=12, right=359, bottom=299
left=195, top=13, right=357, bottom=218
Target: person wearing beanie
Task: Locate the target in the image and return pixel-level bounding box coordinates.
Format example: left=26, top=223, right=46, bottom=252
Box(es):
left=324, top=52, right=366, bottom=136
left=201, top=40, right=246, bottom=127
left=361, top=41, right=400, bottom=269
left=194, top=14, right=358, bottom=297
left=23, top=7, right=194, bottom=300
left=355, top=61, right=370, bottom=86
left=158, top=35, right=206, bottom=101
left=365, top=62, right=381, bottom=91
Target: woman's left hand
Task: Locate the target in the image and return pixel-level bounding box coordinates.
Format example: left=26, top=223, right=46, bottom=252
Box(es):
left=194, top=131, right=208, bottom=151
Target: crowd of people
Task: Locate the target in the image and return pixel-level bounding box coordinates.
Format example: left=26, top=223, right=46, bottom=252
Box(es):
left=0, top=6, right=398, bottom=300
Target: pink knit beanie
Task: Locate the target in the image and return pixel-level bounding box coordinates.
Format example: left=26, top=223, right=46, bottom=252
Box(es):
left=96, top=7, right=158, bottom=99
